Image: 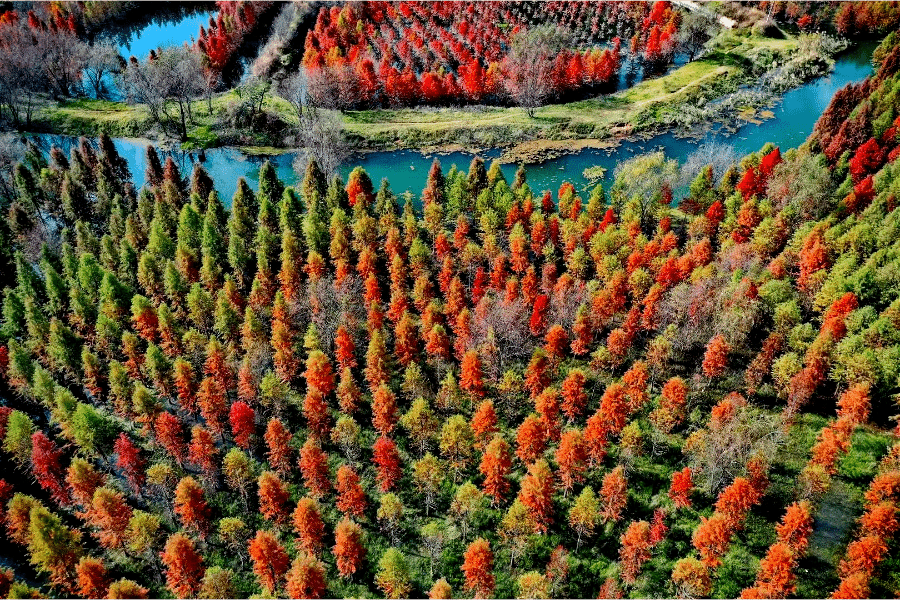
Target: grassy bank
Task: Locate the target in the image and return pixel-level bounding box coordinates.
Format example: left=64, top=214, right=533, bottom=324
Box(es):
left=29, top=29, right=812, bottom=158
left=30, top=90, right=298, bottom=151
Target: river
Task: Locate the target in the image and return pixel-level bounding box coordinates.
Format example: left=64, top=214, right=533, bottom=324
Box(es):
left=35, top=41, right=876, bottom=205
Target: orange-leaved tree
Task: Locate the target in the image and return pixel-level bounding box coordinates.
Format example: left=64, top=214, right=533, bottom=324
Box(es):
left=161, top=532, right=204, bottom=599
left=462, top=538, right=495, bottom=599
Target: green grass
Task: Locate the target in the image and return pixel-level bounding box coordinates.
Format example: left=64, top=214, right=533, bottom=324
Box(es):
left=34, top=98, right=151, bottom=137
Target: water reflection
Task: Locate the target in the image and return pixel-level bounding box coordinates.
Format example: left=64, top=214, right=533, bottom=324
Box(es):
left=91, top=3, right=214, bottom=59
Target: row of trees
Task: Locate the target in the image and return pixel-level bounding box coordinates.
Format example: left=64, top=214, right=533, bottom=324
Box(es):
left=298, top=1, right=686, bottom=111
left=0, top=9, right=122, bottom=126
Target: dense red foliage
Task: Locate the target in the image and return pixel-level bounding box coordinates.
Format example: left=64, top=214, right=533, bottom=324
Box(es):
left=249, top=529, right=290, bottom=593
left=161, top=533, right=204, bottom=599
left=298, top=2, right=660, bottom=109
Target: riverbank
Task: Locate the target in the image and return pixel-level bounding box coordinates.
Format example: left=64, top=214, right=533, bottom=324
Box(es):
left=344, top=30, right=846, bottom=162
left=26, top=29, right=843, bottom=162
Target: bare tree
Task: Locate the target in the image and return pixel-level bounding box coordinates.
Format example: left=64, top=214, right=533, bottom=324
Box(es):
left=678, top=12, right=717, bottom=61
left=687, top=403, right=782, bottom=495
left=678, top=141, right=739, bottom=188
left=32, top=27, right=91, bottom=99
left=503, top=26, right=569, bottom=117
left=280, top=69, right=347, bottom=178
left=290, top=107, right=348, bottom=179
left=0, top=23, right=44, bottom=126
left=0, top=21, right=89, bottom=125
left=119, top=45, right=204, bottom=141
left=83, top=44, right=122, bottom=99
left=308, top=63, right=360, bottom=112
left=278, top=68, right=311, bottom=120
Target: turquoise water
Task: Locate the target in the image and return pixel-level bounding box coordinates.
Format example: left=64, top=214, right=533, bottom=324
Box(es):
left=36, top=42, right=876, bottom=204
left=116, top=11, right=212, bottom=60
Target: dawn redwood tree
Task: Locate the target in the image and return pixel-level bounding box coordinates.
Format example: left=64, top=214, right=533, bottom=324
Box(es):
left=561, top=369, right=587, bottom=422
left=776, top=501, right=814, bottom=553
left=702, top=334, right=729, bottom=378
left=471, top=400, right=498, bottom=450
left=372, top=384, right=399, bottom=436
left=88, top=487, right=133, bottom=550
left=693, top=512, right=733, bottom=568
left=229, top=401, right=256, bottom=450
left=584, top=409, right=609, bottom=466
left=742, top=542, right=798, bottom=599
left=114, top=433, right=147, bottom=495
left=462, top=538, right=495, bottom=599
left=197, top=376, right=228, bottom=436
left=21, top=503, right=83, bottom=590
left=285, top=553, right=327, bottom=599
left=365, top=328, right=390, bottom=391
left=671, top=557, right=712, bottom=598
left=460, top=349, right=486, bottom=400
left=299, top=438, right=331, bottom=499
left=518, top=459, right=555, bottom=533
left=161, top=532, right=204, bottom=599
left=76, top=557, right=108, bottom=599
left=66, top=457, right=106, bottom=510
left=556, top=428, right=587, bottom=495
left=304, top=390, right=331, bottom=440
left=530, top=294, right=550, bottom=336
left=249, top=529, right=290, bottom=594
left=598, top=382, right=629, bottom=438
left=622, top=361, right=649, bottom=413
left=265, top=418, right=294, bottom=476
left=524, top=349, right=551, bottom=398
left=293, top=497, right=325, bottom=557
left=336, top=465, right=367, bottom=518
left=394, top=312, right=419, bottom=366
left=429, top=578, right=453, bottom=600
left=334, top=325, right=357, bottom=370
left=569, top=486, right=600, bottom=550
left=600, top=466, right=627, bottom=523
left=798, top=225, right=829, bottom=292
left=174, top=477, right=210, bottom=539
left=335, top=366, right=363, bottom=415
left=333, top=518, right=366, bottom=578
left=652, top=377, right=688, bottom=433
left=440, top=414, right=475, bottom=480
left=619, top=520, right=652, bottom=584
left=305, top=349, right=336, bottom=396
left=31, top=432, right=68, bottom=505
left=258, top=471, right=291, bottom=526
left=368, top=541, right=410, bottom=597
left=480, top=435, right=512, bottom=506
left=534, top=387, right=562, bottom=442
left=400, top=397, right=439, bottom=456
left=669, top=467, right=694, bottom=509
left=516, top=414, right=548, bottom=464
left=411, top=456, right=443, bottom=517
left=188, top=426, right=219, bottom=485
left=373, top=436, right=402, bottom=492
left=544, top=324, right=569, bottom=363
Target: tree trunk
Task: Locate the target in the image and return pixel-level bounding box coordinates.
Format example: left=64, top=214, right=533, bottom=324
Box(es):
left=177, top=99, right=187, bottom=142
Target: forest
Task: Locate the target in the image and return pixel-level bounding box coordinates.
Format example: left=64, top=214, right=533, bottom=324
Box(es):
left=1, top=2, right=900, bottom=600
